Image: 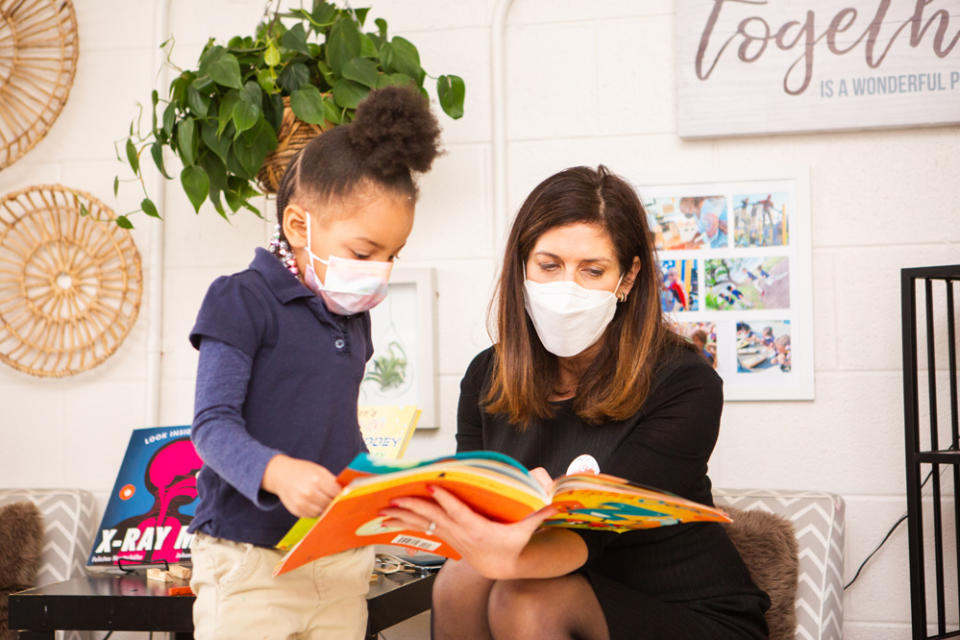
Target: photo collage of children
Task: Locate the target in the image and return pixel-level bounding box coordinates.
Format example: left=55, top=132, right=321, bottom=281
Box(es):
left=639, top=178, right=811, bottom=400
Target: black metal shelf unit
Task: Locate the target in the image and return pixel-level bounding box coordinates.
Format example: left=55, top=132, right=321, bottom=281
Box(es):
left=903, top=265, right=960, bottom=640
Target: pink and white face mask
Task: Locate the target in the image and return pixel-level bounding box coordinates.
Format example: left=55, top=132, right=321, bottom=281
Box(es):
left=302, top=214, right=393, bottom=315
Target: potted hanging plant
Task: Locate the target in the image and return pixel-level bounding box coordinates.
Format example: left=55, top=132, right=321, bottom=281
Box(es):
left=113, top=0, right=465, bottom=228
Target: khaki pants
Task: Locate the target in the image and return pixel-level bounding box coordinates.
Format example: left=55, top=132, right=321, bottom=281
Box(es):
left=191, top=532, right=375, bottom=640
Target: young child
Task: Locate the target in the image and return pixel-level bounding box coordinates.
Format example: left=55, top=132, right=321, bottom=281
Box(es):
left=186, top=86, right=441, bottom=640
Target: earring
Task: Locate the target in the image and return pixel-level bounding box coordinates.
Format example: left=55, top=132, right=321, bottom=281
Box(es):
left=616, top=290, right=627, bottom=303
left=269, top=224, right=300, bottom=278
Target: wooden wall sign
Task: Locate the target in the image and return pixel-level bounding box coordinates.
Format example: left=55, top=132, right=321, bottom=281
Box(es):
left=676, top=0, right=960, bottom=137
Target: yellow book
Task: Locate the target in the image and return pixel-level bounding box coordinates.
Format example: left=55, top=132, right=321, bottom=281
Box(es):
left=358, top=405, right=421, bottom=460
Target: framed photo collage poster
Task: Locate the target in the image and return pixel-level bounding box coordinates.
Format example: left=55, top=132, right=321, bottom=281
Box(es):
left=637, top=173, right=814, bottom=400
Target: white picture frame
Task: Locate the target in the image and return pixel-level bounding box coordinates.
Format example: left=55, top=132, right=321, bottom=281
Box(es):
left=360, top=267, right=440, bottom=428
left=636, top=169, right=815, bottom=401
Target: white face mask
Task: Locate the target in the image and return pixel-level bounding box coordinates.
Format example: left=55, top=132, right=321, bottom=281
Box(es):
left=302, top=213, right=393, bottom=315
left=523, top=274, right=623, bottom=358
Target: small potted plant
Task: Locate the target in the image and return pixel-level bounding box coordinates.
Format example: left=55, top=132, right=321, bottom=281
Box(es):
left=114, top=0, right=464, bottom=228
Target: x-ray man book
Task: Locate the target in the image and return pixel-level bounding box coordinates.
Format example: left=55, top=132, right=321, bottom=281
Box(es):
left=273, top=451, right=731, bottom=576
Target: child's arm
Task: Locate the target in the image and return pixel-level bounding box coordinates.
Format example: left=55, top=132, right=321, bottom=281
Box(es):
left=193, top=338, right=338, bottom=517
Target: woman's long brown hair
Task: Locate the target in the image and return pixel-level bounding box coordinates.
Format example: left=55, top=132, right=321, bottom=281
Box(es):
left=484, top=165, right=683, bottom=426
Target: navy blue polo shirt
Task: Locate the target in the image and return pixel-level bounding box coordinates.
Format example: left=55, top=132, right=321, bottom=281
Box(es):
left=187, top=247, right=371, bottom=546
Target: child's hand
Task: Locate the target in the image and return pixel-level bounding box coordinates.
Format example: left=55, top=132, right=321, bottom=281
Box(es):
left=262, top=454, right=341, bottom=518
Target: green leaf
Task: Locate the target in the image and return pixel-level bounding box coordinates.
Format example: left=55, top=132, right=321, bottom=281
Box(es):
left=359, top=32, right=377, bottom=57
left=353, top=8, right=369, bottom=26
left=322, top=94, right=341, bottom=125
left=342, top=57, right=378, bottom=88
left=198, top=152, right=228, bottom=210
left=198, top=46, right=243, bottom=89
left=280, top=22, right=310, bottom=55
left=150, top=142, right=173, bottom=179
left=170, top=73, right=192, bottom=107
left=200, top=120, right=231, bottom=165
left=232, top=81, right=263, bottom=135
left=192, top=74, right=214, bottom=92
left=226, top=147, right=251, bottom=179
left=79, top=202, right=89, bottom=217
left=113, top=176, right=119, bottom=197
left=177, top=117, right=197, bottom=166
left=162, top=102, right=176, bottom=138
left=263, top=93, right=284, bottom=134
left=311, top=1, right=337, bottom=25
left=290, top=85, right=328, bottom=125
left=375, top=17, right=388, bottom=38
left=278, top=62, right=310, bottom=93
left=181, top=165, right=210, bottom=213
left=316, top=60, right=335, bottom=87
left=332, top=78, right=370, bottom=109
left=264, top=41, right=281, bottom=67
left=115, top=215, right=134, bottom=229
left=233, top=119, right=278, bottom=178
left=141, top=198, right=161, bottom=218
left=151, top=89, right=159, bottom=106
left=326, top=16, right=362, bottom=75
left=377, top=72, right=416, bottom=89
left=256, top=68, right=276, bottom=94
left=187, top=85, right=210, bottom=118
left=385, top=36, right=423, bottom=84
left=125, top=139, right=139, bottom=174
left=217, top=90, right=239, bottom=137
left=437, top=74, right=465, bottom=119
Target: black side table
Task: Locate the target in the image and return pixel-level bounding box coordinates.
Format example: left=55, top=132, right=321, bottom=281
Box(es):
left=9, top=570, right=434, bottom=639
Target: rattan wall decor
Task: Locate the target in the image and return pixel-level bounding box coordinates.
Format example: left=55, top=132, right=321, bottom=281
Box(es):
left=0, top=0, right=79, bottom=169
left=0, top=185, right=142, bottom=377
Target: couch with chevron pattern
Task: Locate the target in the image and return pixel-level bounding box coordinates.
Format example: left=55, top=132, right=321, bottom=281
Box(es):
left=0, top=488, right=97, bottom=640
left=714, top=489, right=844, bottom=640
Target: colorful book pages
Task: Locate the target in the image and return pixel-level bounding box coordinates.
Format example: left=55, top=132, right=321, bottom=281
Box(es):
left=274, top=452, right=731, bottom=576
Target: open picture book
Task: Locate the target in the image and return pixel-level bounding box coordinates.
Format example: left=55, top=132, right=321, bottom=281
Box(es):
left=274, top=451, right=731, bottom=576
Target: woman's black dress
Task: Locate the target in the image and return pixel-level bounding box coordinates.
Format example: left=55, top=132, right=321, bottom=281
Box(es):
left=456, top=345, right=771, bottom=640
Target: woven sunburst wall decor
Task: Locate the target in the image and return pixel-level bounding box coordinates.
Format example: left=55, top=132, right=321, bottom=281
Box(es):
left=0, top=185, right=142, bottom=377
left=0, top=0, right=79, bottom=169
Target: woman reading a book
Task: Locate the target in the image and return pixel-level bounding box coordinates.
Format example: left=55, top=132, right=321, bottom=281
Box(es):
left=381, top=166, right=771, bottom=639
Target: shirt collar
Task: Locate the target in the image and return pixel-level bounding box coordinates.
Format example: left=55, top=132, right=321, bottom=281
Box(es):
left=250, top=247, right=315, bottom=305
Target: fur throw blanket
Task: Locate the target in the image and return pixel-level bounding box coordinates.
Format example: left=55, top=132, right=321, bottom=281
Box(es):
left=723, top=506, right=799, bottom=640
left=0, top=501, right=43, bottom=640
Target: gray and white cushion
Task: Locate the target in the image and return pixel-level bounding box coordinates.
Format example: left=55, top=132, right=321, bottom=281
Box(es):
left=715, top=489, right=844, bottom=640
left=0, top=488, right=98, bottom=640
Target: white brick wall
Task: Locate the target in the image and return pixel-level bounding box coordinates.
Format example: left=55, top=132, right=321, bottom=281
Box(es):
left=1, top=1, right=958, bottom=637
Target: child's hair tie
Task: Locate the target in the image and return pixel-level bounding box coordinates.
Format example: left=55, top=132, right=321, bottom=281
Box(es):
left=269, top=224, right=300, bottom=278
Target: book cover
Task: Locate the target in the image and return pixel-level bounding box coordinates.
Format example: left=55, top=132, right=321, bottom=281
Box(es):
left=88, top=426, right=201, bottom=568
left=274, top=451, right=730, bottom=576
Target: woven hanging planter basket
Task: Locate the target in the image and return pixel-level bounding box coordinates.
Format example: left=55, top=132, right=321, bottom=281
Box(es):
left=256, top=97, right=335, bottom=194
left=0, top=185, right=142, bottom=378
left=0, top=0, right=79, bottom=170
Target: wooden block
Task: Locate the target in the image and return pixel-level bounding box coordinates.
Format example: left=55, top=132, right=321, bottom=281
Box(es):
left=167, top=564, right=192, bottom=580
left=146, top=568, right=172, bottom=583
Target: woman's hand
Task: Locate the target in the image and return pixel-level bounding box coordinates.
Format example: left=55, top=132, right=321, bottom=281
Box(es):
left=380, top=486, right=560, bottom=580
left=262, top=454, right=341, bottom=518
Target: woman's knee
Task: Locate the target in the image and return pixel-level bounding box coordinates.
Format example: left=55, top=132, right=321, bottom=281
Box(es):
left=433, top=559, right=492, bottom=608
left=488, top=579, right=552, bottom=625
